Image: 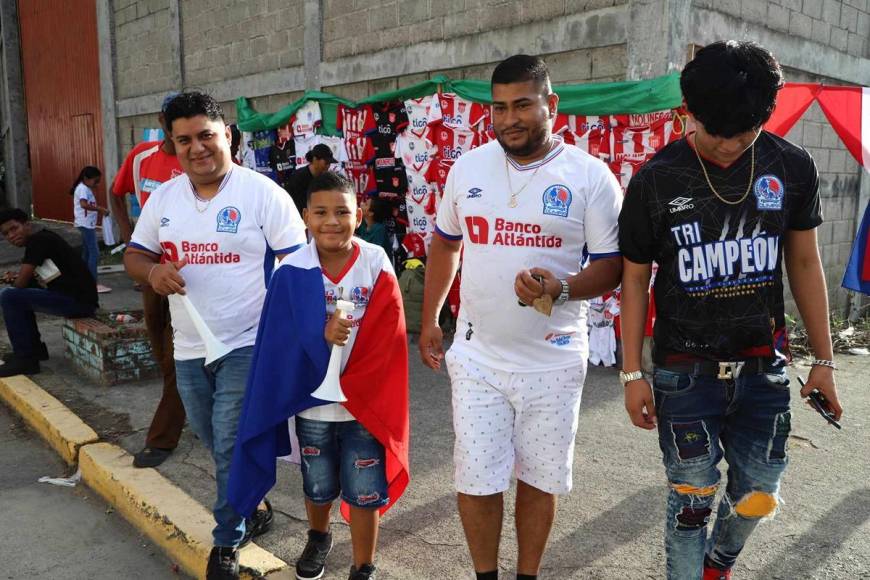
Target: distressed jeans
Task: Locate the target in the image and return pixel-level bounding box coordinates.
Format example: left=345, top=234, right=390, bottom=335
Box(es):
left=653, top=365, right=791, bottom=580
left=175, top=346, right=252, bottom=547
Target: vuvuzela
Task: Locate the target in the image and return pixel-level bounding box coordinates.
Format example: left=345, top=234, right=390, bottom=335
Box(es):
left=311, top=299, right=356, bottom=403
left=173, top=294, right=233, bottom=365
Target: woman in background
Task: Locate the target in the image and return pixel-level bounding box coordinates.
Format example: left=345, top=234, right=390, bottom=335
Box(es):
left=71, top=166, right=111, bottom=293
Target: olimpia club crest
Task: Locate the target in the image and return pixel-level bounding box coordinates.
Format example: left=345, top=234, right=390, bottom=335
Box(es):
left=753, top=175, right=784, bottom=211
left=542, top=184, right=572, bottom=217
left=216, top=206, right=241, bottom=233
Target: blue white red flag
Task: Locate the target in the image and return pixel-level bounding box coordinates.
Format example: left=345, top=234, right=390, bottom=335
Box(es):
left=228, top=243, right=410, bottom=519
left=843, top=200, right=870, bottom=295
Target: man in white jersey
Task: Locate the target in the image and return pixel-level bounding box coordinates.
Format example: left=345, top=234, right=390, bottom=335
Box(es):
left=124, top=92, right=306, bottom=580
left=419, top=55, right=623, bottom=580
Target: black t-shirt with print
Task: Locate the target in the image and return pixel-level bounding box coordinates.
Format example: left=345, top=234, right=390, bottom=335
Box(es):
left=268, top=141, right=296, bottom=188
left=370, top=101, right=409, bottom=160
left=618, top=131, right=822, bottom=364
left=22, top=229, right=98, bottom=307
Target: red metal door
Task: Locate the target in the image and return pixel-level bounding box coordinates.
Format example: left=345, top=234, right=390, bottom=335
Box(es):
left=18, top=0, right=104, bottom=221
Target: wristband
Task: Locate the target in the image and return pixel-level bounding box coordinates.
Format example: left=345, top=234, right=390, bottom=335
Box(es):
left=811, top=359, right=837, bottom=370
left=146, top=264, right=159, bottom=284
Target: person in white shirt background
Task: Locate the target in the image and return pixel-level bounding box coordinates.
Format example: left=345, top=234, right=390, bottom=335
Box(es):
left=71, top=165, right=111, bottom=293
left=123, top=91, right=306, bottom=580
left=419, top=55, right=623, bottom=580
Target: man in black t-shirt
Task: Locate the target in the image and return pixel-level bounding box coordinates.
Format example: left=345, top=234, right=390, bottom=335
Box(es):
left=618, top=42, right=842, bottom=580
left=0, top=208, right=97, bottom=376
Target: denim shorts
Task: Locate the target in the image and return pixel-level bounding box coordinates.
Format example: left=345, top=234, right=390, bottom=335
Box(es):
left=295, top=416, right=389, bottom=509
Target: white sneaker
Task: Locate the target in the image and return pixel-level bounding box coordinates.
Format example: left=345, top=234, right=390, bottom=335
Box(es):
left=96, top=284, right=112, bottom=293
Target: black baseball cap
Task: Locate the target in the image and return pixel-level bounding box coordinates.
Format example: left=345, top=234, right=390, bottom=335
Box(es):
left=307, top=143, right=337, bottom=164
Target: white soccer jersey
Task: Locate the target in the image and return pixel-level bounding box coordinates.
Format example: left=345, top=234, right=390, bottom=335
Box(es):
left=297, top=240, right=394, bottom=422
left=291, top=100, right=322, bottom=138
left=131, top=166, right=306, bottom=360
left=436, top=139, right=623, bottom=372
left=394, top=131, right=436, bottom=175
left=320, top=135, right=349, bottom=174
left=404, top=96, right=434, bottom=137
left=294, top=134, right=321, bottom=168
left=405, top=171, right=436, bottom=241
left=73, top=183, right=98, bottom=229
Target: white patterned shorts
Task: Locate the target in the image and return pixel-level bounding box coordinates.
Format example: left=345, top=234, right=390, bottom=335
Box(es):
left=445, top=348, right=586, bottom=496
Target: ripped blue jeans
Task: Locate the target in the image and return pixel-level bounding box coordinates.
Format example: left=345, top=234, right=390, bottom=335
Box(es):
left=295, top=417, right=389, bottom=509
left=653, top=366, right=791, bottom=579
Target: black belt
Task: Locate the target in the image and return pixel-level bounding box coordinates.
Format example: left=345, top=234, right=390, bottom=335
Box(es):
left=658, top=358, right=776, bottom=379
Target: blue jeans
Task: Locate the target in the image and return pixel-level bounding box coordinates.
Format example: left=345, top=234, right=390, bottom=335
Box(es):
left=653, top=366, right=791, bottom=579
left=0, top=288, right=95, bottom=357
left=78, top=226, right=98, bottom=281
left=295, top=417, right=389, bottom=509
left=175, top=346, right=253, bottom=547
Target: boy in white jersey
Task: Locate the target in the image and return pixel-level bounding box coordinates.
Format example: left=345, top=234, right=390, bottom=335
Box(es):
left=419, top=55, right=623, bottom=580
left=227, top=171, right=408, bottom=580
left=124, top=92, right=306, bottom=580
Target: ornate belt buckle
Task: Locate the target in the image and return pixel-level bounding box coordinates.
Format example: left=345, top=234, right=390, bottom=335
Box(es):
left=717, top=361, right=743, bottom=380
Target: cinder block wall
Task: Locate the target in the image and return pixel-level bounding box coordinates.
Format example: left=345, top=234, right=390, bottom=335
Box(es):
left=107, top=0, right=868, bottom=316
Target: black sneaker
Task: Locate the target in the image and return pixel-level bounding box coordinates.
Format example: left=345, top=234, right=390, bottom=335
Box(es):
left=0, top=356, right=40, bottom=377
left=240, top=497, right=274, bottom=547
left=348, top=563, right=377, bottom=580
left=132, top=446, right=173, bottom=468
left=206, top=546, right=239, bottom=580
left=295, top=529, right=333, bottom=580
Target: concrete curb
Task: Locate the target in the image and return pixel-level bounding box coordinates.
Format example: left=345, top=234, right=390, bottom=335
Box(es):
left=0, top=375, right=99, bottom=464
left=81, top=443, right=288, bottom=579
left=0, top=374, right=289, bottom=579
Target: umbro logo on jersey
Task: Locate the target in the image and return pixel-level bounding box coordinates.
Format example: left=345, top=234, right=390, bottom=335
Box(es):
left=467, top=188, right=482, bottom=199
left=160, top=217, right=170, bottom=227
left=668, top=197, right=695, bottom=213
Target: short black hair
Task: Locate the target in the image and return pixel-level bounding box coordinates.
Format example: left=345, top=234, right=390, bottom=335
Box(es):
left=0, top=208, right=29, bottom=226
left=368, top=197, right=391, bottom=224
left=163, top=91, right=225, bottom=132
left=306, top=171, right=356, bottom=204
left=491, top=55, right=551, bottom=95
left=681, top=40, right=783, bottom=137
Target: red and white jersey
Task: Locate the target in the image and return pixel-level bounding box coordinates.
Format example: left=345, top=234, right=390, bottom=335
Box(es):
left=338, top=104, right=376, bottom=139
left=604, top=111, right=684, bottom=190
left=433, top=126, right=478, bottom=161
left=404, top=96, right=435, bottom=137
left=346, top=162, right=377, bottom=197
left=294, top=134, right=321, bottom=168
left=559, top=115, right=610, bottom=159
left=344, top=136, right=376, bottom=165
left=291, top=101, right=322, bottom=138
left=395, top=131, right=436, bottom=175
left=435, top=140, right=623, bottom=372
left=296, top=239, right=394, bottom=422
left=130, top=166, right=306, bottom=360
left=425, top=157, right=455, bottom=192
left=428, top=93, right=487, bottom=131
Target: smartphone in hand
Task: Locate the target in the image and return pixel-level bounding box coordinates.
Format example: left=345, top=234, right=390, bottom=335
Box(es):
left=798, top=376, right=842, bottom=430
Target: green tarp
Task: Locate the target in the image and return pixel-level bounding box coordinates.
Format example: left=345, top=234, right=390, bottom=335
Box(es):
left=235, top=73, right=683, bottom=133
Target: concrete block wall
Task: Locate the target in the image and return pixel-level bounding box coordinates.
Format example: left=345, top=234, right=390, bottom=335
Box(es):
left=692, top=0, right=869, bottom=59
left=321, top=0, right=626, bottom=62
left=113, top=0, right=175, bottom=99
left=180, top=0, right=305, bottom=88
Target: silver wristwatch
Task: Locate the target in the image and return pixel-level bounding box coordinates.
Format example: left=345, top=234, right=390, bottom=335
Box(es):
left=555, top=279, right=570, bottom=305
left=619, top=370, right=644, bottom=386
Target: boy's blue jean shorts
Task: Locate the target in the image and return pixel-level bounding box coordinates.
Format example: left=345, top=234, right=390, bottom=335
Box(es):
left=295, top=416, right=389, bottom=509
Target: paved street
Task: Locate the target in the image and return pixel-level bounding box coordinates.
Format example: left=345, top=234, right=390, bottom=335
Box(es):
left=1, top=269, right=869, bottom=578
left=0, top=403, right=185, bottom=579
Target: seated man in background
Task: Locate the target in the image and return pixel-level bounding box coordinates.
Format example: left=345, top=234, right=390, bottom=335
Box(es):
left=0, top=208, right=98, bottom=377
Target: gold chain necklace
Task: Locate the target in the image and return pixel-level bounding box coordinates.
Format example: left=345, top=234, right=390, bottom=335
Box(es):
left=692, top=133, right=755, bottom=206
left=504, top=140, right=554, bottom=208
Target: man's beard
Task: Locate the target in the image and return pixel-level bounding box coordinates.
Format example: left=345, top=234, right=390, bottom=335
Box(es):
left=495, top=123, right=551, bottom=158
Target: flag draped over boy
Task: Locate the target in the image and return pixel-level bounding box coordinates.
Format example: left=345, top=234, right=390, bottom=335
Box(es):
left=228, top=245, right=410, bottom=520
